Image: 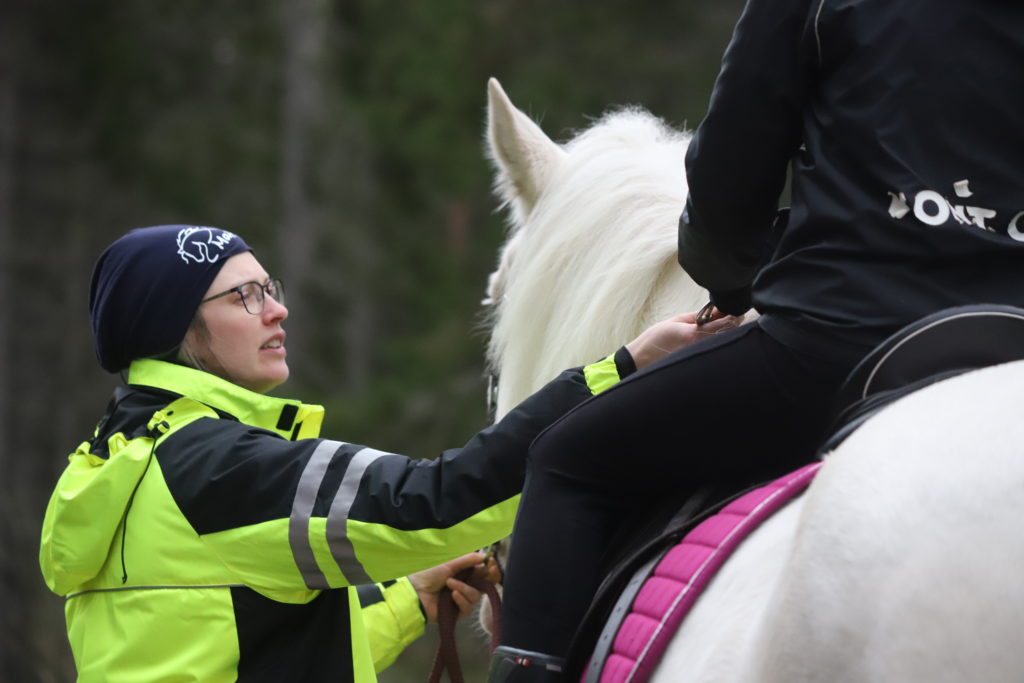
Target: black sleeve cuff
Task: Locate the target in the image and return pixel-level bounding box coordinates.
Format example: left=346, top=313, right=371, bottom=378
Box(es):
left=710, top=285, right=752, bottom=317
left=614, top=346, right=637, bottom=379
left=416, top=593, right=427, bottom=621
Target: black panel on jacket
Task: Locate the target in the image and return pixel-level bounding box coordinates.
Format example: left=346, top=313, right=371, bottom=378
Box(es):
left=90, top=387, right=181, bottom=459
left=356, top=584, right=383, bottom=608
left=347, top=368, right=593, bottom=531
left=232, top=587, right=353, bottom=683
left=158, top=417, right=366, bottom=535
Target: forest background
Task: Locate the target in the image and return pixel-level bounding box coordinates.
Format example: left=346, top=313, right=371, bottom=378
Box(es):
left=1, top=1, right=745, bottom=679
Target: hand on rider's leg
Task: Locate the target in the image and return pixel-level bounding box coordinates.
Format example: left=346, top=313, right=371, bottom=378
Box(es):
left=625, top=309, right=744, bottom=371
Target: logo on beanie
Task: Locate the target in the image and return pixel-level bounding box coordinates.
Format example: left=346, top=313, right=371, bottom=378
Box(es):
left=176, top=227, right=237, bottom=264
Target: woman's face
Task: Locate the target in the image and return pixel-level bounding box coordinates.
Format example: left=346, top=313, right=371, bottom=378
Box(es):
left=181, top=252, right=289, bottom=393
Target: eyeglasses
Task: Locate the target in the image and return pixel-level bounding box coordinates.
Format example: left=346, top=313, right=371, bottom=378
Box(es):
left=200, top=278, right=286, bottom=315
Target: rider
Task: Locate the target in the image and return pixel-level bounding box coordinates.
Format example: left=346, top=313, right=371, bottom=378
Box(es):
left=489, top=0, right=1024, bottom=679
left=39, top=224, right=717, bottom=682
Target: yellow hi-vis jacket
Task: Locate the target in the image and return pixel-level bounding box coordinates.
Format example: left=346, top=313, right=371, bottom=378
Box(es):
left=40, top=356, right=622, bottom=682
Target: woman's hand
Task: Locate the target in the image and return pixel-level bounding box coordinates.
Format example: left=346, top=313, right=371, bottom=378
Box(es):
left=408, top=551, right=501, bottom=623
left=625, top=309, right=744, bottom=371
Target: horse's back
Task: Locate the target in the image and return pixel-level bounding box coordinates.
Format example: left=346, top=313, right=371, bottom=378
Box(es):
left=742, top=359, right=1024, bottom=683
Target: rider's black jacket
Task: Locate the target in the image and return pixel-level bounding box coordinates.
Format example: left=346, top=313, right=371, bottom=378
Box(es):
left=679, top=0, right=1024, bottom=364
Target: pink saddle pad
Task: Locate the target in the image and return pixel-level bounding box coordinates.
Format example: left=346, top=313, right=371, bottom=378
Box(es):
left=592, top=462, right=821, bottom=683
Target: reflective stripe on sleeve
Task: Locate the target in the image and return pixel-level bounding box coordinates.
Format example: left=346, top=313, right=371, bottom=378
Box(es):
left=289, top=439, right=347, bottom=589
left=325, top=447, right=386, bottom=585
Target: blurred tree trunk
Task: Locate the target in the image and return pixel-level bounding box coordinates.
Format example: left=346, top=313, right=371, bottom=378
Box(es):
left=329, top=117, right=380, bottom=395
left=280, top=1, right=380, bottom=394
left=279, top=0, right=327, bottom=383
left=338, top=216, right=379, bottom=394
left=0, top=0, right=14, bottom=458
left=0, top=8, right=20, bottom=681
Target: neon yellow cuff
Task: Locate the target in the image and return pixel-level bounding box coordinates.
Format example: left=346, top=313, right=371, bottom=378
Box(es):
left=391, top=577, right=427, bottom=643
left=362, top=577, right=426, bottom=673
left=583, top=354, right=621, bottom=395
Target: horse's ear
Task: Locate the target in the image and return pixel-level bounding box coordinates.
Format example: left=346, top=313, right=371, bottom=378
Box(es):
left=486, top=78, right=566, bottom=218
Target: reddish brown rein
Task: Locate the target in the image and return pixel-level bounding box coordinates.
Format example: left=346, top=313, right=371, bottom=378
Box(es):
left=427, top=567, right=502, bottom=683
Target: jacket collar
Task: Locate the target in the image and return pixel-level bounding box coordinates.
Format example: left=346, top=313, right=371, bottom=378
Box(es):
left=126, top=359, right=324, bottom=440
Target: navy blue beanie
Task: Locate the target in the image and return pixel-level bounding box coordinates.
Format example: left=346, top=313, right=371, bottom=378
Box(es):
left=89, top=225, right=252, bottom=373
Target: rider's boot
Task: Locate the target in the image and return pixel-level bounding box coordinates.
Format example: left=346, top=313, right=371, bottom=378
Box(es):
left=487, top=645, right=565, bottom=682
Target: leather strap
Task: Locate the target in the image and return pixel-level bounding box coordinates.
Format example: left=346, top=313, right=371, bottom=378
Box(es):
left=428, top=567, right=502, bottom=683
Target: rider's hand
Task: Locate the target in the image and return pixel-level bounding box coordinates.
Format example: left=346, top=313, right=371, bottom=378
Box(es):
left=408, top=551, right=501, bottom=623
left=625, top=309, right=744, bottom=371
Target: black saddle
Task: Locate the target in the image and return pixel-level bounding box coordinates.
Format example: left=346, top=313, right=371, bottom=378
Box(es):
left=821, top=304, right=1024, bottom=453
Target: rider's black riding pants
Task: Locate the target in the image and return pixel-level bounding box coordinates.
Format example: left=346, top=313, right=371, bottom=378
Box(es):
left=499, top=321, right=853, bottom=658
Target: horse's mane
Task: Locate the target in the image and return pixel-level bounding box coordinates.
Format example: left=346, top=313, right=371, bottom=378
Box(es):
left=485, top=108, right=706, bottom=416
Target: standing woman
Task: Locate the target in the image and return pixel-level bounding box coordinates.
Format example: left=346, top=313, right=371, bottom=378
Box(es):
left=40, top=224, right=712, bottom=682
left=490, top=0, right=1024, bottom=680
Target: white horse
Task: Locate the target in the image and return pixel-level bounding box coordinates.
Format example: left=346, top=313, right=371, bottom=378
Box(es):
left=481, top=77, right=1024, bottom=682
